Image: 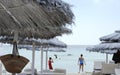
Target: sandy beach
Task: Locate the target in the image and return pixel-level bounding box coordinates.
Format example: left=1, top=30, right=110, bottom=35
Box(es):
left=67, top=72, right=92, bottom=75
left=67, top=73, right=80, bottom=75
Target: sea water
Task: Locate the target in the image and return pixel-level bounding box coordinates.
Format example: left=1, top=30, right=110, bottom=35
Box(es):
left=0, top=44, right=113, bottom=73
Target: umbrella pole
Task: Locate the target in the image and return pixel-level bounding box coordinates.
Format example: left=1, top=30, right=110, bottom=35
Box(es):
left=12, top=31, right=19, bottom=55
left=45, top=50, right=48, bottom=70
left=31, top=43, right=35, bottom=75
left=45, top=46, right=49, bottom=70
left=12, top=31, right=19, bottom=75
left=106, top=54, right=108, bottom=64
left=41, top=46, right=44, bottom=73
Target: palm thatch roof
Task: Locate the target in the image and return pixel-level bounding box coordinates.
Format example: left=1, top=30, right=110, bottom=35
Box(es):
left=0, top=0, right=74, bottom=39
left=0, top=26, right=72, bottom=39
left=86, top=43, right=119, bottom=54
left=0, top=36, right=67, bottom=48
left=86, top=30, right=120, bottom=54
left=100, top=30, right=120, bottom=42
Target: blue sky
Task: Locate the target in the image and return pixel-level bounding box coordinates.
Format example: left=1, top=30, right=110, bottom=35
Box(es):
left=58, top=0, right=120, bottom=45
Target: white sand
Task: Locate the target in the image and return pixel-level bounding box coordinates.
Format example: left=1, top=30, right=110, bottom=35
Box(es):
left=67, top=72, right=92, bottom=75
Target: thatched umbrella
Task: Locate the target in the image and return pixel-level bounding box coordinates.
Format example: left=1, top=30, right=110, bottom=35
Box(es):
left=86, top=42, right=120, bottom=63
left=0, top=0, right=74, bottom=73
left=86, top=30, right=120, bottom=63
left=90, top=30, right=120, bottom=53
left=0, top=36, right=67, bottom=74
left=87, top=43, right=120, bottom=52
left=0, top=0, right=73, bottom=54
left=17, top=37, right=67, bottom=73
left=17, top=38, right=67, bottom=74
left=0, top=0, right=73, bottom=46
left=0, top=0, right=74, bottom=74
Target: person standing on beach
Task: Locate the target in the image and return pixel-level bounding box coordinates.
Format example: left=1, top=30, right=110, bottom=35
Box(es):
left=54, top=54, right=58, bottom=59
left=48, top=57, right=54, bottom=70
left=78, top=54, right=86, bottom=73
left=112, top=50, right=120, bottom=64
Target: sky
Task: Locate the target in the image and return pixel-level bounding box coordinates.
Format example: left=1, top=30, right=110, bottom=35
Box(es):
left=57, top=0, right=120, bottom=45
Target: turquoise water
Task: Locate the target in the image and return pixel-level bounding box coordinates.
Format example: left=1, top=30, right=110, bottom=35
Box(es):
left=0, top=44, right=113, bottom=73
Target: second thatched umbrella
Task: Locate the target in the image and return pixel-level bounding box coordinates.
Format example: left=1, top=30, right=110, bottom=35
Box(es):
left=0, top=36, right=67, bottom=74
left=17, top=37, right=67, bottom=73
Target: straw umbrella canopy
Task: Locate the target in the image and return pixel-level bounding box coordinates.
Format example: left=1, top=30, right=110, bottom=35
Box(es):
left=0, top=0, right=73, bottom=55
left=0, top=0, right=74, bottom=39
left=37, top=37, right=67, bottom=48
left=86, top=42, right=120, bottom=63
left=0, top=26, right=72, bottom=39
left=86, top=43, right=119, bottom=54
left=100, top=30, right=120, bottom=42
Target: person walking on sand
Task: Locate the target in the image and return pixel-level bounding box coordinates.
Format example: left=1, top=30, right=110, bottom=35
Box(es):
left=78, top=54, right=86, bottom=73
left=48, top=57, right=53, bottom=70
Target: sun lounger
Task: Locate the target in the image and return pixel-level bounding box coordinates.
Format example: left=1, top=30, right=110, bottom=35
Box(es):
left=17, top=68, right=37, bottom=75
left=94, top=61, right=105, bottom=70
left=109, top=61, right=114, bottom=64
left=38, top=72, right=65, bottom=75
left=101, top=63, right=118, bottom=75
left=115, top=68, right=120, bottom=75
left=54, top=68, right=66, bottom=75
left=92, top=61, right=105, bottom=75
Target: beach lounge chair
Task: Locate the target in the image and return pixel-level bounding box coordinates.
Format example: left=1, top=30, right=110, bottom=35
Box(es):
left=101, top=63, right=118, bottom=75
left=17, top=68, right=37, bottom=75
left=37, top=68, right=66, bottom=75
left=54, top=68, right=66, bottom=75
left=109, top=61, right=114, bottom=64
left=115, top=68, right=120, bottom=75
left=92, top=61, right=105, bottom=75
